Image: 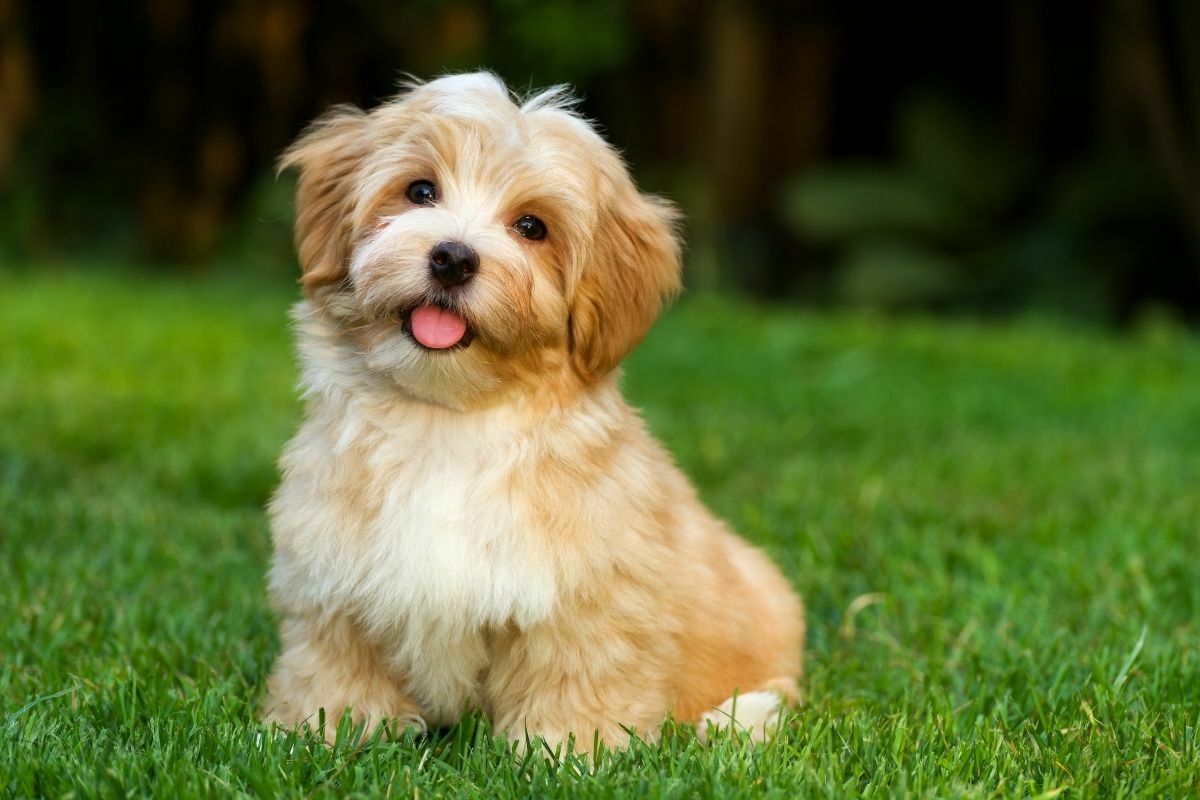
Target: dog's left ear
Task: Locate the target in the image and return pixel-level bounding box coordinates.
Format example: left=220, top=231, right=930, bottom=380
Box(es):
left=568, top=184, right=682, bottom=382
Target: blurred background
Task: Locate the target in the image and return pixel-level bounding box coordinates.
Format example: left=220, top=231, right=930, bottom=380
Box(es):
left=2, top=0, right=1198, bottom=324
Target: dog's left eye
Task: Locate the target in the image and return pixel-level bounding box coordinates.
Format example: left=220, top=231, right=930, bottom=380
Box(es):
left=407, top=180, right=438, bottom=205
left=514, top=215, right=547, bottom=241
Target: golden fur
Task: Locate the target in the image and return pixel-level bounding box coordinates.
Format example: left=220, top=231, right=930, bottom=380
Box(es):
left=263, top=72, right=805, bottom=751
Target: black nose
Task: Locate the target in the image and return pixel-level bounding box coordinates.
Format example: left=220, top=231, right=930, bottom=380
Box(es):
left=428, top=241, right=479, bottom=288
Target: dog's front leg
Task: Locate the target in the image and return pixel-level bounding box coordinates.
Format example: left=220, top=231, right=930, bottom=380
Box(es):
left=263, top=612, right=425, bottom=742
left=483, top=623, right=672, bottom=755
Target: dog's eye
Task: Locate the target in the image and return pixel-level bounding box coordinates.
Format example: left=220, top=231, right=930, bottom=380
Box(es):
left=514, top=215, right=547, bottom=241
left=406, top=180, right=438, bottom=206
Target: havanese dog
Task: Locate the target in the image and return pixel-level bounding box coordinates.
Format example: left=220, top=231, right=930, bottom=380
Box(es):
left=263, top=72, right=805, bottom=752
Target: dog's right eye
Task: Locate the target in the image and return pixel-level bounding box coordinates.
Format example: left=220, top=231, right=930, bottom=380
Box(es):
left=406, top=180, right=438, bottom=206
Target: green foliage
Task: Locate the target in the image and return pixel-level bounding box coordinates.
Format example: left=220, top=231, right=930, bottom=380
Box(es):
left=896, top=93, right=1028, bottom=213
left=781, top=94, right=1024, bottom=311
left=3, top=270, right=1200, bottom=797
left=783, top=165, right=972, bottom=244
left=493, top=0, right=631, bottom=83
left=217, top=173, right=301, bottom=277
left=778, top=92, right=1184, bottom=318
left=834, top=238, right=965, bottom=309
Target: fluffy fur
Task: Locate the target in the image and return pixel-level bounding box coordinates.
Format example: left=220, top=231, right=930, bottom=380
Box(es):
left=263, top=72, right=805, bottom=751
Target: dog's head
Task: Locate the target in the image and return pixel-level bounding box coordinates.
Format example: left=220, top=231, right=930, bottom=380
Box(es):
left=282, top=72, right=681, bottom=407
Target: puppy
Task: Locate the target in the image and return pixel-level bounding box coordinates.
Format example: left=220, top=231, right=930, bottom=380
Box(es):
left=263, top=72, right=804, bottom=751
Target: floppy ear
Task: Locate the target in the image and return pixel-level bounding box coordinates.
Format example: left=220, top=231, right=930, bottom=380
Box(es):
left=568, top=188, right=682, bottom=382
left=278, top=107, right=372, bottom=296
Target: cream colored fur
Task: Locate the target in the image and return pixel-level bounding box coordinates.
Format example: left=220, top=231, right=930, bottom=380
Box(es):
left=263, top=72, right=805, bottom=752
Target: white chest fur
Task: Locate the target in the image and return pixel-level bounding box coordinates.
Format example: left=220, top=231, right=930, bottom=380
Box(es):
left=269, top=391, right=560, bottom=722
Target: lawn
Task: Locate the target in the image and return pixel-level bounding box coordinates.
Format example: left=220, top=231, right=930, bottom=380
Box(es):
left=3, top=268, right=1199, bottom=798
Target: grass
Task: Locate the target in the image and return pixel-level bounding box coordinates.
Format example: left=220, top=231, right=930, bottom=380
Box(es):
left=3, top=267, right=1199, bottom=798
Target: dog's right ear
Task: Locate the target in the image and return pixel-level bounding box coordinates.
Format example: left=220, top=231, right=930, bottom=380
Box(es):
left=278, top=107, right=372, bottom=296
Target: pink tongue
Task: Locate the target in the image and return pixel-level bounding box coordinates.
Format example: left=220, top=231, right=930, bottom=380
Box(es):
left=409, top=304, right=467, bottom=349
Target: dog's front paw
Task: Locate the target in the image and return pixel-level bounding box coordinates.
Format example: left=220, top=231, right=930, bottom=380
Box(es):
left=332, top=710, right=427, bottom=744
left=265, top=703, right=427, bottom=745
left=387, top=711, right=428, bottom=737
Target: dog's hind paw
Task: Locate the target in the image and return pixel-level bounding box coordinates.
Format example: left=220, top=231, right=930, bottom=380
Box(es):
left=695, top=690, right=784, bottom=744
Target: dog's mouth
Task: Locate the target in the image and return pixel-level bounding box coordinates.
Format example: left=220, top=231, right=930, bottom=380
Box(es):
left=399, top=303, right=475, bottom=351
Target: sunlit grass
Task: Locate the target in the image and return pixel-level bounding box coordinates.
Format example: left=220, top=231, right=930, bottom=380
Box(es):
left=3, top=269, right=1199, bottom=797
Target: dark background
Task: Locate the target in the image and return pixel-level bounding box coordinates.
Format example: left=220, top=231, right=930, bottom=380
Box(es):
left=2, top=0, right=1198, bottom=324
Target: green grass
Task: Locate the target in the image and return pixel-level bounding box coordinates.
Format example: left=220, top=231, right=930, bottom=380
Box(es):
left=3, top=268, right=1199, bottom=798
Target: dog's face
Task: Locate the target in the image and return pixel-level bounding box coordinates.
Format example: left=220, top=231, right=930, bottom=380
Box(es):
left=282, top=73, right=681, bottom=407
